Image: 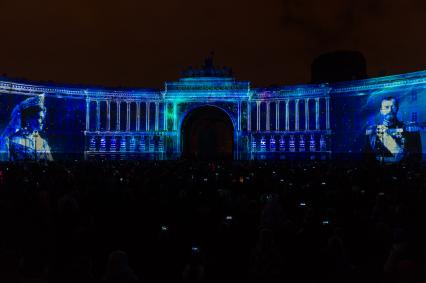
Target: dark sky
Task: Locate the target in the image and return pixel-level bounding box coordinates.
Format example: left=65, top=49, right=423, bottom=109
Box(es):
left=1, top=0, right=426, bottom=89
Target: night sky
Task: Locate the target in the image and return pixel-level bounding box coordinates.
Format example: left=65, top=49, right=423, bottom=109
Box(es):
left=1, top=0, right=426, bottom=89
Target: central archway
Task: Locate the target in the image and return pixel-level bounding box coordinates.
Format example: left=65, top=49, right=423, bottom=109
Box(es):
left=181, top=106, right=234, bottom=160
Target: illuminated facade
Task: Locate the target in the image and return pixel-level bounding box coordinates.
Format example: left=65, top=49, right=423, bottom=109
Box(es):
left=82, top=70, right=332, bottom=160
left=0, top=62, right=425, bottom=161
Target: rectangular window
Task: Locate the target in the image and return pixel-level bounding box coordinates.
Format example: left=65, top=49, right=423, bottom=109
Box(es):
left=411, top=91, right=417, bottom=101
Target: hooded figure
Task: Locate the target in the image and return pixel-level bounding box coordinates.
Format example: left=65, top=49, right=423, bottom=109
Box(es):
left=0, top=94, right=53, bottom=161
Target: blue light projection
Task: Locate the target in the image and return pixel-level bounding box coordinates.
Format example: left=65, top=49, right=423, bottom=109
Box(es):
left=100, top=136, right=106, bottom=152
left=140, top=136, right=146, bottom=152
left=299, top=135, right=306, bottom=152
left=0, top=62, right=425, bottom=162
left=260, top=136, right=266, bottom=152
left=120, top=137, right=126, bottom=152
left=158, top=136, right=164, bottom=152
left=270, top=137, right=276, bottom=152
left=110, top=136, right=117, bottom=152
left=89, top=137, right=96, bottom=152
left=279, top=136, right=286, bottom=151
left=309, top=134, right=316, bottom=152
left=289, top=135, right=296, bottom=152
left=149, top=138, right=154, bottom=152
left=320, top=135, right=326, bottom=152
left=251, top=138, right=257, bottom=152
left=129, top=136, right=136, bottom=152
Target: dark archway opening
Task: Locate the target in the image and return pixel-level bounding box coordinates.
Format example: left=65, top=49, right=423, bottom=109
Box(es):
left=181, top=106, right=234, bottom=160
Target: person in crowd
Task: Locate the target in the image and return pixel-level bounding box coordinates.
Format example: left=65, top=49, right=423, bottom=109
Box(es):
left=103, top=250, right=138, bottom=283
left=0, top=160, right=424, bottom=282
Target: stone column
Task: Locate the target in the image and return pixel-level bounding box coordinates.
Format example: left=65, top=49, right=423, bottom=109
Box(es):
left=275, top=101, right=280, bottom=131
left=305, top=98, right=309, bottom=131
left=96, top=100, right=100, bottom=131
left=237, top=101, right=241, bottom=131
left=146, top=101, right=150, bottom=131
left=85, top=99, right=90, bottom=131
left=136, top=101, right=141, bottom=131
left=173, top=102, right=177, bottom=131
left=174, top=103, right=179, bottom=150
left=285, top=99, right=289, bottom=131
left=247, top=102, right=251, bottom=132
left=256, top=101, right=261, bottom=132
left=266, top=101, right=270, bottom=131
left=106, top=100, right=111, bottom=131
left=326, top=97, right=330, bottom=130
left=155, top=102, right=159, bottom=131
left=126, top=101, right=130, bottom=131
left=163, top=102, right=167, bottom=131
left=295, top=99, right=299, bottom=131
left=315, top=98, right=320, bottom=130
left=116, top=101, right=121, bottom=131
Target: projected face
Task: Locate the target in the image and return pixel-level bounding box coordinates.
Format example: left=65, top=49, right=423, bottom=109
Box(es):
left=380, top=98, right=398, bottom=122
left=22, top=108, right=46, bottom=132
left=32, top=111, right=45, bottom=131
left=379, top=98, right=399, bottom=127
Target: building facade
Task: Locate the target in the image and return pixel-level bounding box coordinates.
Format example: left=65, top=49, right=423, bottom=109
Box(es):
left=0, top=62, right=425, bottom=161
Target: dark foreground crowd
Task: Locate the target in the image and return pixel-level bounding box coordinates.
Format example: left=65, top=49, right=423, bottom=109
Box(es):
left=0, top=159, right=425, bottom=283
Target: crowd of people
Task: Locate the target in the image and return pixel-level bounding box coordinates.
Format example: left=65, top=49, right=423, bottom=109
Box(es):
left=0, top=159, right=425, bottom=282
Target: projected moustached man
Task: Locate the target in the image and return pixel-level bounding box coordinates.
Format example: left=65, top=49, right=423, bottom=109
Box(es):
left=365, top=97, right=421, bottom=163
left=0, top=94, right=53, bottom=161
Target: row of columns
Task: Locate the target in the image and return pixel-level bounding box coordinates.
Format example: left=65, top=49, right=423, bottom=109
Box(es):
left=86, top=100, right=167, bottom=132
left=86, top=97, right=330, bottom=133
left=247, top=97, right=330, bottom=132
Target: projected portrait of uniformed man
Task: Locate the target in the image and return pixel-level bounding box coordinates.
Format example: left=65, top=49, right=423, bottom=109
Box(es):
left=365, top=97, right=421, bottom=162
left=1, top=95, right=53, bottom=161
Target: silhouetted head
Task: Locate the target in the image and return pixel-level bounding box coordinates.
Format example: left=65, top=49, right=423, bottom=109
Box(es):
left=21, top=106, right=46, bottom=132
left=106, top=250, right=129, bottom=274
